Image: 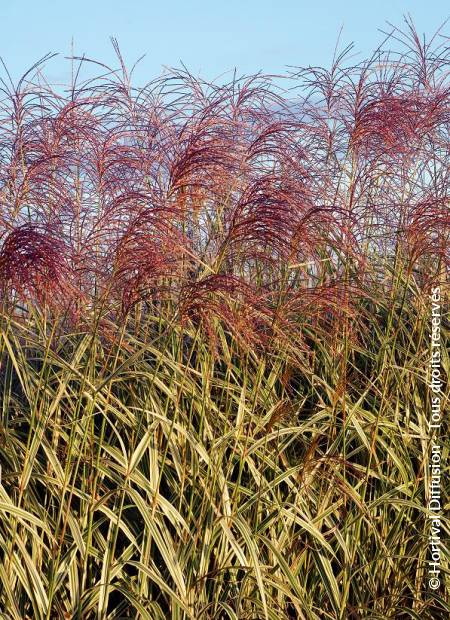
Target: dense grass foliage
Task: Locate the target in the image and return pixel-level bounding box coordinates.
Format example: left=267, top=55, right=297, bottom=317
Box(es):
left=0, top=21, right=448, bottom=619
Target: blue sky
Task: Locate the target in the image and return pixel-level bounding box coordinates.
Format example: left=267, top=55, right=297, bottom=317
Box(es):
left=0, top=1, right=448, bottom=85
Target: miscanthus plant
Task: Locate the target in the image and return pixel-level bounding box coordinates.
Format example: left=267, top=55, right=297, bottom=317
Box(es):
left=0, top=20, right=448, bottom=620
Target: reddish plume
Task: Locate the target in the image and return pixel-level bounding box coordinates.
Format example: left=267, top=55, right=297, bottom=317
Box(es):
left=0, top=21, right=447, bottom=343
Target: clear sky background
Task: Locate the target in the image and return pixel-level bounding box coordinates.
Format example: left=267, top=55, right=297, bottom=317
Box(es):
left=0, top=1, right=448, bottom=86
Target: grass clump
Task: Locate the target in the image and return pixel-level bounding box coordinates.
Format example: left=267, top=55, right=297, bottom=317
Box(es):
left=0, top=19, right=448, bottom=620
